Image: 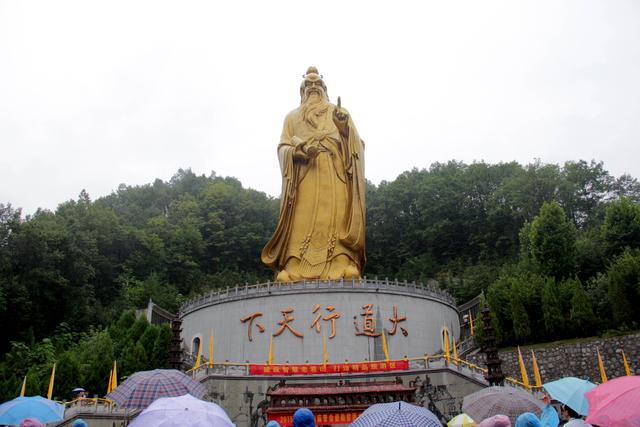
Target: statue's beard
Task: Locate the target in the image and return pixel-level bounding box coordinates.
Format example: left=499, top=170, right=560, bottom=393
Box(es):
left=300, top=92, right=329, bottom=129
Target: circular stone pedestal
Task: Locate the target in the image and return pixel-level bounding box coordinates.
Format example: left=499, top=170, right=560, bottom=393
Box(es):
left=180, top=279, right=459, bottom=364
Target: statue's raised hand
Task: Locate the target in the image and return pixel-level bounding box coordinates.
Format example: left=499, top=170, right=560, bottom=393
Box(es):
left=333, top=96, right=349, bottom=136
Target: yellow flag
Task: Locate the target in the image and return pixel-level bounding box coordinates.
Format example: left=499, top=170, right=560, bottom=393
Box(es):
left=208, top=331, right=214, bottom=368
left=268, top=335, right=274, bottom=365
left=443, top=322, right=450, bottom=364
left=381, top=329, right=390, bottom=361
left=531, top=350, right=542, bottom=387
left=323, top=336, right=327, bottom=366
left=597, top=348, right=607, bottom=383
left=107, top=368, right=113, bottom=394
left=20, top=376, right=26, bottom=397
left=621, top=349, right=631, bottom=376
left=517, top=347, right=530, bottom=387
left=453, top=336, right=459, bottom=364
left=469, top=311, right=475, bottom=336
left=111, top=360, right=118, bottom=391
left=47, top=363, right=56, bottom=400
left=194, top=341, right=202, bottom=371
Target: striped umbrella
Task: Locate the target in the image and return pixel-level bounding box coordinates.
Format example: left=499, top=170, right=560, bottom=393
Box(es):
left=108, top=369, right=207, bottom=409
left=462, top=386, right=544, bottom=426
left=349, top=401, right=441, bottom=427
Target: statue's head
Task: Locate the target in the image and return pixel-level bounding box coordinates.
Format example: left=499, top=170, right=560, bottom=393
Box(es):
left=300, top=66, right=328, bottom=103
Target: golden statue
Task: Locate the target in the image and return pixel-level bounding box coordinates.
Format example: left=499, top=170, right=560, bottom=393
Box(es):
left=262, top=67, right=366, bottom=282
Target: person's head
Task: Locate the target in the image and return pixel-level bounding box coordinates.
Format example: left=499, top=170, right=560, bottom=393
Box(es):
left=19, top=419, right=44, bottom=427
left=561, top=404, right=580, bottom=420
left=299, top=66, right=328, bottom=103
left=72, top=419, right=88, bottom=427
left=515, top=413, right=541, bottom=427
left=293, top=407, right=316, bottom=427
left=478, top=414, right=512, bottom=427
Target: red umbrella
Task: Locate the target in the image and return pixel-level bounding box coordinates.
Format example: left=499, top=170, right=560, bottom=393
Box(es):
left=585, top=376, right=640, bottom=427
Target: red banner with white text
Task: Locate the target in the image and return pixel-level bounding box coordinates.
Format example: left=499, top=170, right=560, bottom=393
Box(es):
left=269, top=411, right=361, bottom=426
left=249, top=359, right=409, bottom=376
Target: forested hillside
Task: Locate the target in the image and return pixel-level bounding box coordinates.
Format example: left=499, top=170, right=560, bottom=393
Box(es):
left=1, top=160, right=639, bottom=400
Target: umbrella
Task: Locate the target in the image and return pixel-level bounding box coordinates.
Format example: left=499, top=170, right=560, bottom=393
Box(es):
left=543, top=377, right=595, bottom=416
left=108, top=369, right=207, bottom=409
left=350, top=401, right=441, bottom=427
left=71, top=388, right=86, bottom=393
left=448, top=413, right=476, bottom=426
left=0, top=396, right=65, bottom=425
left=128, top=393, right=233, bottom=427
left=585, top=376, right=640, bottom=427
left=462, top=386, right=545, bottom=425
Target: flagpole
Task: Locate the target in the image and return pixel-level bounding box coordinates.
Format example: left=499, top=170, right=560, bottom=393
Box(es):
left=517, top=347, right=530, bottom=388
left=621, top=349, right=631, bottom=376
left=47, top=363, right=56, bottom=400
left=107, top=368, right=113, bottom=394
left=323, top=335, right=327, bottom=366
left=112, top=360, right=118, bottom=391
left=531, top=350, right=542, bottom=387
left=209, top=330, right=214, bottom=369
left=597, top=347, right=607, bottom=383
left=443, top=322, right=450, bottom=364
left=381, top=329, right=390, bottom=361
left=453, top=336, right=459, bottom=365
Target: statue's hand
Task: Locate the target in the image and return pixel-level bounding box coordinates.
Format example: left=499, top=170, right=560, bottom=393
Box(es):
left=306, top=145, right=319, bottom=159
left=332, top=96, right=349, bottom=137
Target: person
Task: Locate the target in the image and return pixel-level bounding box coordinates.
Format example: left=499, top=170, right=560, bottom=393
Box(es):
left=561, top=405, right=592, bottom=426
left=478, top=414, right=512, bottom=427
left=515, top=413, right=542, bottom=427
left=262, top=67, right=366, bottom=282
left=266, top=421, right=282, bottom=427
left=515, top=407, right=559, bottom=427
left=292, top=407, right=316, bottom=427
left=19, top=419, right=44, bottom=427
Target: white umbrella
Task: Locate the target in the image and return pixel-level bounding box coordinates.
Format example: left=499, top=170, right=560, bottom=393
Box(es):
left=129, top=394, right=233, bottom=427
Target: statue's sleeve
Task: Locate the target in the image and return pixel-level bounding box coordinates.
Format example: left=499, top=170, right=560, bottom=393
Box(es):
left=340, top=114, right=366, bottom=268
left=261, top=112, right=298, bottom=270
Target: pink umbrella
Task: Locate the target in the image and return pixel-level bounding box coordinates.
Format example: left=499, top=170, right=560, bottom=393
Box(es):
left=585, top=376, right=640, bottom=427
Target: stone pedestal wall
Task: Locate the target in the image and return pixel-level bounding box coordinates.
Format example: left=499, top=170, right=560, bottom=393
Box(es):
left=466, top=333, right=640, bottom=383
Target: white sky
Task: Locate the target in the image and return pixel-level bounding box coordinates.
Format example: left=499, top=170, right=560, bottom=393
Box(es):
left=1, top=1, right=639, bottom=215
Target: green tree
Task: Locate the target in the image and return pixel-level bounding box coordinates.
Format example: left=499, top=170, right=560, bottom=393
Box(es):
left=607, top=249, right=640, bottom=327
left=521, top=201, right=577, bottom=280
left=541, top=277, right=564, bottom=339
left=568, top=278, right=595, bottom=336
left=602, top=198, right=640, bottom=257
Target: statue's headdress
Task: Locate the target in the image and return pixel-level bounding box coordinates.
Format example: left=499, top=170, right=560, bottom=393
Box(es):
left=300, top=66, right=328, bottom=101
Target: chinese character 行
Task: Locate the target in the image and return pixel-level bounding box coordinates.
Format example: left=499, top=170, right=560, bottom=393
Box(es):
left=310, top=304, right=342, bottom=339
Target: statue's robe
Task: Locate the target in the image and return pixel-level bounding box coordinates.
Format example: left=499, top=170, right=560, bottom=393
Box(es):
left=261, top=104, right=365, bottom=280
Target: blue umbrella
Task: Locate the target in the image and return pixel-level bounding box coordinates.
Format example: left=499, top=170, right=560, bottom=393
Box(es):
left=543, top=377, right=596, bottom=416
left=0, top=396, right=65, bottom=425
left=350, top=401, right=441, bottom=427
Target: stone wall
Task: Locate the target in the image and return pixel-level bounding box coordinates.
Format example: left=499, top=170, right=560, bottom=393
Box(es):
left=466, top=333, right=640, bottom=383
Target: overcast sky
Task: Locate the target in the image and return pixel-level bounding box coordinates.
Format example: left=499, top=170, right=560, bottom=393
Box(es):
left=1, top=1, right=639, bottom=215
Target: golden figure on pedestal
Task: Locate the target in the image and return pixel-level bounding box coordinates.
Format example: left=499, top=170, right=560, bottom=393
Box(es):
left=262, top=67, right=366, bottom=281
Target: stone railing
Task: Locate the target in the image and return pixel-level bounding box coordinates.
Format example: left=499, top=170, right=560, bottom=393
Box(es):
left=180, top=278, right=455, bottom=316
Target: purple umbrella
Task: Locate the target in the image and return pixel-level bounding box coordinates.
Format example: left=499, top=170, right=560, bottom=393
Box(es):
left=108, top=369, right=207, bottom=409
left=462, top=386, right=545, bottom=426
left=129, top=394, right=233, bottom=427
